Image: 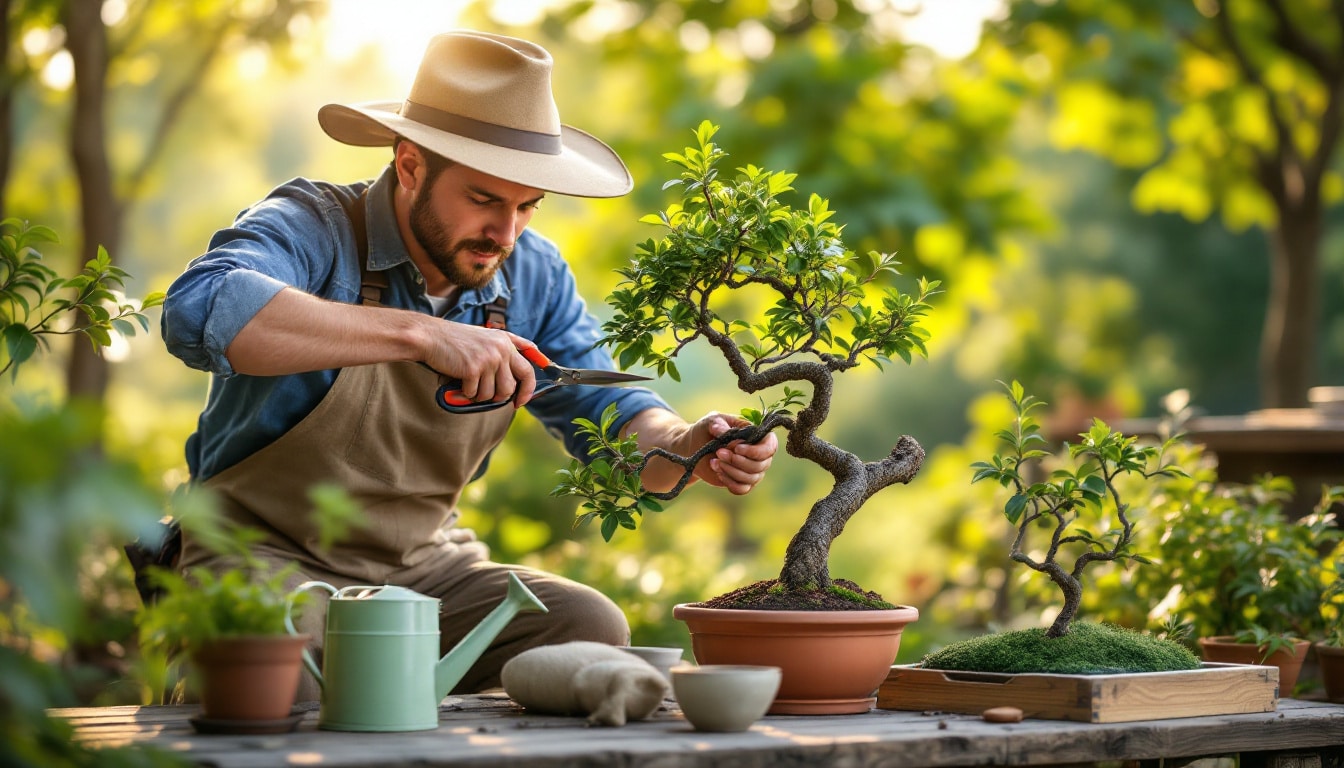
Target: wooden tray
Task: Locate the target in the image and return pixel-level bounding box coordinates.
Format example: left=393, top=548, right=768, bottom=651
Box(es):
left=878, top=662, right=1278, bottom=723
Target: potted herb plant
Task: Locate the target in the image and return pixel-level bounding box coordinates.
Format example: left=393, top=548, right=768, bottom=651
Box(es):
left=137, top=506, right=330, bottom=733
left=137, top=483, right=366, bottom=732
left=553, top=121, right=937, bottom=714
left=1144, top=473, right=1341, bottom=694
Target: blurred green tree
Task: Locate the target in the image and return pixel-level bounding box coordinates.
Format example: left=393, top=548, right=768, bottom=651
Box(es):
left=990, top=0, right=1344, bottom=408
left=3, top=0, right=324, bottom=405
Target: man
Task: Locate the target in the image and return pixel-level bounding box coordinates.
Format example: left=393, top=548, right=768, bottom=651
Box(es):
left=160, top=30, right=777, bottom=699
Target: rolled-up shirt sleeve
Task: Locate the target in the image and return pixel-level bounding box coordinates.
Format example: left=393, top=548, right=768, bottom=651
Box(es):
left=162, top=189, right=341, bottom=377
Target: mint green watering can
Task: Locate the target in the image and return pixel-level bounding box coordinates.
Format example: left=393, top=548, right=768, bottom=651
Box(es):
left=284, top=571, right=547, bottom=732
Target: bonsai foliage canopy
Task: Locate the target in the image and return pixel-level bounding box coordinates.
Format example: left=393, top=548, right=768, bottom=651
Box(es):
left=554, top=121, right=938, bottom=595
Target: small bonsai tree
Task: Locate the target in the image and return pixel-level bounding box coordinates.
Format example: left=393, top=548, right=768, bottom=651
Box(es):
left=921, top=381, right=1199, bottom=674
left=971, top=380, right=1188, bottom=638
left=554, top=122, right=937, bottom=606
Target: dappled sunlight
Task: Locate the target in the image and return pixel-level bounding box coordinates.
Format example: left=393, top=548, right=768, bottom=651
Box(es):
left=754, top=723, right=880, bottom=746
left=466, top=734, right=510, bottom=747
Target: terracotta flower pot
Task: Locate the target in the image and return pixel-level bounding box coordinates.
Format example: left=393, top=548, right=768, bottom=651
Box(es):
left=1314, top=642, right=1344, bottom=703
left=191, top=634, right=310, bottom=721
left=1197, top=635, right=1311, bottom=695
left=672, top=604, right=919, bottom=715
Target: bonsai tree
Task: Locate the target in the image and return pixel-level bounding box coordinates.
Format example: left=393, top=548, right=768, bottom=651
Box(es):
left=971, top=380, right=1188, bottom=638
left=554, top=121, right=937, bottom=605
left=921, top=381, right=1200, bottom=674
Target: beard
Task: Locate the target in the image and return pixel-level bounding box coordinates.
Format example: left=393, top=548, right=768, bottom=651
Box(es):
left=409, top=190, right=512, bottom=290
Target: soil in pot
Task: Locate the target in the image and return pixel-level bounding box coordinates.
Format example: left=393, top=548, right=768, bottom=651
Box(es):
left=699, top=579, right=896, bottom=611
left=1198, top=636, right=1311, bottom=694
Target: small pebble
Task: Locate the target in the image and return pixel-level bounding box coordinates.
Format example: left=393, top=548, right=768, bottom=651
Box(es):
left=982, top=706, right=1024, bottom=723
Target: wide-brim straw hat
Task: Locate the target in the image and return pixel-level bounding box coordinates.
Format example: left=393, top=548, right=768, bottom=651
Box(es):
left=318, top=30, right=632, bottom=198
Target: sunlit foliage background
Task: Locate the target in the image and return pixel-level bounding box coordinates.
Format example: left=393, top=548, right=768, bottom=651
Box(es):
left=3, top=0, right=1342, bottom=717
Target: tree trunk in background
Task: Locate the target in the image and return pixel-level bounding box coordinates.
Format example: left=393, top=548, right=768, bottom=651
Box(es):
left=1260, top=208, right=1322, bottom=409
left=63, top=0, right=119, bottom=402
left=1, top=0, right=14, bottom=213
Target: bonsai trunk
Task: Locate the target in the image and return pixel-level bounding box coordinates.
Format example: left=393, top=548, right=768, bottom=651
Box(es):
left=1045, top=569, right=1082, bottom=638
left=779, top=435, right=925, bottom=590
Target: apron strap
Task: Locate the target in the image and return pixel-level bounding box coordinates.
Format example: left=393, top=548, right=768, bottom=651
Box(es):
left=482, top=270, right=510, bottom=330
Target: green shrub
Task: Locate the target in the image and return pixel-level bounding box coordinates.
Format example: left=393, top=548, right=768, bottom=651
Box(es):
left=1, top=219, right=182, bottom=766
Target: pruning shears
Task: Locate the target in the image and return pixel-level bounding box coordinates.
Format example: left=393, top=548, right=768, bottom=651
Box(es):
left=430, top=347, right=653, bottom=413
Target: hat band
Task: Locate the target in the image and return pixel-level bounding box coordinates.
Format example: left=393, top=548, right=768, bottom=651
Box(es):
left=401, top=101, right=562, bottom=156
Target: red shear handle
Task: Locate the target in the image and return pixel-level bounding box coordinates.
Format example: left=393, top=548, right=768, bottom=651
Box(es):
left=434, top=346, right=555, bottom=413
left=519, top=346, right=553, bottom=370
left=435, top=382, right=515, bottom=413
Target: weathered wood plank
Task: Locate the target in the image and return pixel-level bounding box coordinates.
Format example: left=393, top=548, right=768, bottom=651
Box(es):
left=50, top=695, right=1344, bottom=768
left=879, top=663, right=1279, bottom=723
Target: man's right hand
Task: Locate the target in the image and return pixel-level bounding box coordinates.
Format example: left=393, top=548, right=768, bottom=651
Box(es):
left=421, top=321, right=538, bottom=407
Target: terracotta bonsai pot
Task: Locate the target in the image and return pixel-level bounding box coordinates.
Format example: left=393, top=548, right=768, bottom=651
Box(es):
left=191, top=634, right=310, bottom=721
left=1197, top=635, right=1311, bottom=695
left=1314, top=642, right=1344, bottom=703
left=672, top=604, right=919, bottom=715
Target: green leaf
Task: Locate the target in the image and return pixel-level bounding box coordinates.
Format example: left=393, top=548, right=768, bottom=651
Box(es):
left=85, top=324, right=112, bottom=347
left=1004, top=493, right=1028, bottom=525
left=3, top=323, right=38, bottom=369
left=112, top=318, right=137, bottom=338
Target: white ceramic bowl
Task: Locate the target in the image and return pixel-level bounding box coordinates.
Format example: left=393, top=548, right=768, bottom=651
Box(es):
left=671, top=665, right=781, bottom=732
left=618, top=646, right=685, bottom=680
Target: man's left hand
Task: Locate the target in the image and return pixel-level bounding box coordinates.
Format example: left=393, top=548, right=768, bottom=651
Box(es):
left=691, top=412, right=778, bottom=495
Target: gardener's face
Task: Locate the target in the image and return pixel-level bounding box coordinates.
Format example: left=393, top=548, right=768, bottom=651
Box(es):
left=403, top=151, right=544, bottom=292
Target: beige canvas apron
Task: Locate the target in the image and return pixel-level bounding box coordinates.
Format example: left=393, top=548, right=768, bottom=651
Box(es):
left=193, top=356, right=514, bottom=584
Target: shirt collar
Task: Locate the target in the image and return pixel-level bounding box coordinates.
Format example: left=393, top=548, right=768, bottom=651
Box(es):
left=363, top=166, right=510, bottom=308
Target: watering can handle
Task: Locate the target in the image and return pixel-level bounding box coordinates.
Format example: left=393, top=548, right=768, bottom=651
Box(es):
left=285, top=580, right=338, bottom=691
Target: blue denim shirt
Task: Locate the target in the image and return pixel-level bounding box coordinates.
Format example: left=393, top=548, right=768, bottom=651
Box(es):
left=162, top=166, right=671, bottom=481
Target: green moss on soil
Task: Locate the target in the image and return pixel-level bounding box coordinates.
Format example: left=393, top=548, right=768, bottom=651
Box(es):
left=699, top=579, right=898, bottom=610
left=826, top=584, right=896, bottom=609
left=921, top=621, right=1201, bottom=675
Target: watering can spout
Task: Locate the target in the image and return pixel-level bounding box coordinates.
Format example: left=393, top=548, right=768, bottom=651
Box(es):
left=435, top=571, right=547, bottom=700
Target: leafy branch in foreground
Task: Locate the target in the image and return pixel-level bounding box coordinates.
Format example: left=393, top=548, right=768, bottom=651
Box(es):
left=554, top=121, right=936, bottom=594
left=971, top=380, right=1187, bottom=637
left=1, top=218, right=164, bottom=381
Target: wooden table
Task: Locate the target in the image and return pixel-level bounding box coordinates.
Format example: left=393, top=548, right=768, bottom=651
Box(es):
left=56, top=694, right=1344, bottom=768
